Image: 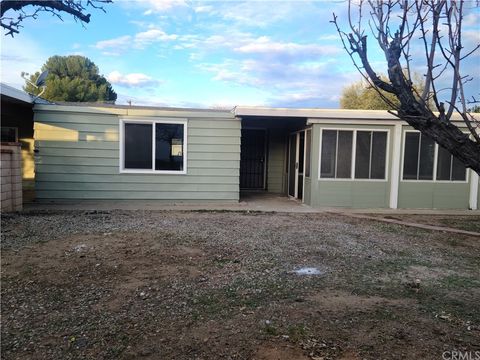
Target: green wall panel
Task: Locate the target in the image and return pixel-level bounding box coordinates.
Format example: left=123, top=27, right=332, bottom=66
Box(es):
left=34, top=108, right=240, bottom=202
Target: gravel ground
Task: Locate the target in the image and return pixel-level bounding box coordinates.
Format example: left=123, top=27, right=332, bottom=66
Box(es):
left=1, top=210, right=479, bottom=359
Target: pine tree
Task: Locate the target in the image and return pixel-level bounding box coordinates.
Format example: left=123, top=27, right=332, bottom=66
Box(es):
left=24, top=55, right=117, bottom=103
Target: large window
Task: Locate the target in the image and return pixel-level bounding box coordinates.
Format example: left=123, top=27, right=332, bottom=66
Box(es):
left=121, top=119, right=187, bottom=174
left=320, top=129, right=388, bottom=180
left=402, top=132, right=466, bottom=181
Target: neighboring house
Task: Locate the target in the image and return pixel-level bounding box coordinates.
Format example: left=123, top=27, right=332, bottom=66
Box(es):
left=1, top=84, right=36, bottom=203
left=31, top=103, right=479, bottom=209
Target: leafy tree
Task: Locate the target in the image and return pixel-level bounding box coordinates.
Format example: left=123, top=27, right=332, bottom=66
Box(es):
left=24, top=55, right=117, bottom=103
left=340, top=80, right=399, bottom=110
left=332, top=1, right=480, bottom=173
left=341, top=75, right=429, bottom=110
left=1, top=0, right=111, bottom=36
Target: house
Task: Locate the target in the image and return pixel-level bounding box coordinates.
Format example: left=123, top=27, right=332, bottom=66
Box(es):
left=1, top=84, right=37, bottom=210
left=28, top=103, right=479, bottom=210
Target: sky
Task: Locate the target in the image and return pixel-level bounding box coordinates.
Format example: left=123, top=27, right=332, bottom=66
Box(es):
left=1, top=0, right=479, bottom=109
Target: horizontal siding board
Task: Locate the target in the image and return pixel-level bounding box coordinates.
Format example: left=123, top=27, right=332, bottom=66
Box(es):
left=35, top=113, right=118, bottom=125
left=188, top=152, right=240, bottom=161
left=36, top=156, right=118, bottom=166
left=35, top=142, right=239, bottom=154
left=39, top=148, right=118, bottom=158
left=189, top=136, right=240, bottom=145
left=36, top=182, right=238, bottom=192
left=189, top=120, right=240, bottom=129
left=36, top=130, right=241, bottom=141
left=37, top=141, right=119, bottom=150
left=36, top=173, right=238, bottom=184
left=36, top=164, right=239, bottom=176
left=189, top=128, right=240, bottom=137
left=35, top=136, right=240, bottom=151
left=36, top=156, right=237, bottom=168
left=35, top=190, right=239, bottom=200
left=35, top=130, right=119, bottom=142
left=34, top=117, right=241, bottom=132
left=35, top=122, right=118, bottom=133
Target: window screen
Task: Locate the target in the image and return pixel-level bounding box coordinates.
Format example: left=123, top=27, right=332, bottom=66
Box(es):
left=371, top=132, right=387, bottom=179
left=155, top=123, right=184, bottom=171
left=124, top=123, right=153, bottom=169
left=419, top=136, right=434, bottom=180
left=320, top=130, right=386, bottom=180
left=354, top=131, right=371, bottom=179
left=336, top=131, right=353, bottom=178
left=436, top=146, right=451, bottom=181
left=403, top=132, right=419, bottom=180
left=403, top=132, right=464, bottom=181
left=437, top=146, right=466, bottom=181
left=354, top=131, right=387, bottom=179
left=320, top=130, right=337, bottom=178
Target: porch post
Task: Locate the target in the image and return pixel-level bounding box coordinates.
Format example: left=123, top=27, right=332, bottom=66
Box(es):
left=469, top=171, right=479, bottom=210
left=389, top=123, right=402, bottom=209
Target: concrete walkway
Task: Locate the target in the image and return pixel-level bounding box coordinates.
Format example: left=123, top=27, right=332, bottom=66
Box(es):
left=24, top=192, right=480, bottom=215
left=24, top=193, right=316, bottom=213
left=330, top=211, right=480, bottom=237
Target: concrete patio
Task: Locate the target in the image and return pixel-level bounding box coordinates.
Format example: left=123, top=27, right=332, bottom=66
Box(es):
left=22, top=191, right=480, bottom=216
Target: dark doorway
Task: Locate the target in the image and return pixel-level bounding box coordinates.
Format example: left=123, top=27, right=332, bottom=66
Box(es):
left=240, top=129, right=266, bottom=189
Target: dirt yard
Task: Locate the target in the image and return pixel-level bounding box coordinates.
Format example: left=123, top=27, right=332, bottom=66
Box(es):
left=1, top=210, right=479, bottom=359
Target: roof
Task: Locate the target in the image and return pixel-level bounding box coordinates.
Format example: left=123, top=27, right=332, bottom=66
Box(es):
left=1, top=83, right=33, bottom=104
left=32, top=101, right=468, bottom=123
left=234, top=106, right=467, bottom=123
left=234, top=106, right=399, bottom=119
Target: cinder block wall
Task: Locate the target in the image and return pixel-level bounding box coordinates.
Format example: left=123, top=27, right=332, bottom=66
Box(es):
left=1, top=143, right=22, bottom=212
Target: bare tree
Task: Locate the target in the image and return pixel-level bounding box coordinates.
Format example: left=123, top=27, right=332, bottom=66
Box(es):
left=332, top=0, right=480, bottom=173
left=1, top=0, right=112, bottom=37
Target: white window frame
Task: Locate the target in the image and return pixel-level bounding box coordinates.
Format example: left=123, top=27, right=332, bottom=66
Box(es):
left=119, top=117, right=188, bottom=175
left=400, top=130, right=468, bottom=183
left=318, top=128, right=390, bottom=182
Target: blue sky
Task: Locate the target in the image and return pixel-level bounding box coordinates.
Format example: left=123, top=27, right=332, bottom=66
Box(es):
left=1, top=0, right=479, bottom=108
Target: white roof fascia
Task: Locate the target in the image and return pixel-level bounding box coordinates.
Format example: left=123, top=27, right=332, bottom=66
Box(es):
left=234, top=106, right=398, bottom=120
left=234, top=106, right=467, bottom=123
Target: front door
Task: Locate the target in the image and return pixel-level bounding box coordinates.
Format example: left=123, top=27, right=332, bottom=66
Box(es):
left=288, top=131, right=306, bottom=200
left=240, top=129, right=266, bottom=189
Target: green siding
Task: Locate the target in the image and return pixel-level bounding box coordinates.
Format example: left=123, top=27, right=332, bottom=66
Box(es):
left=267, top=129, right=286, bottom=193
left=398, top=182, right=470, bottom=209
left=303, top=177, right=311, bottom=205
left=308, top=123, right=392, bottom=208
left=397, top=126, right=472, bottom=209
left=34, top=107, right=240, bottom=202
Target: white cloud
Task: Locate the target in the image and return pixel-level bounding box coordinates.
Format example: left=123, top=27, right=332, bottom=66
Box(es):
left=95, top=29, right=177, bottom=55
left=235, top=36, right=340, bottom=57
left=135, top=29, right=178, bottom=46
left=137, top=0, right=188, bottom=13
left=95, top=35, right=131, bottom=55
left=216, top=1, right=306, bottom=28
left=193, top=5, right=214, bottom=14
left=198, top=56, right=359, bottom=108
left=107, top=71, right=164, bottom=88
